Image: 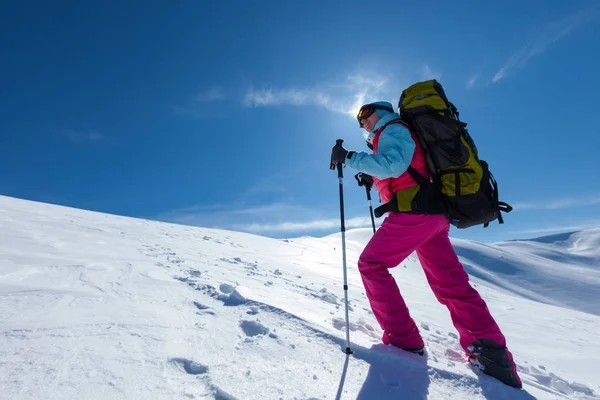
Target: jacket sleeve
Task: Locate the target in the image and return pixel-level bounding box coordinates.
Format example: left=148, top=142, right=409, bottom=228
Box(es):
left=346, top=123, right=416, bottom=179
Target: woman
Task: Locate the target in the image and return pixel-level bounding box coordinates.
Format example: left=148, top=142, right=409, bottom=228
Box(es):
left=330, top=101, right=522, bottom=389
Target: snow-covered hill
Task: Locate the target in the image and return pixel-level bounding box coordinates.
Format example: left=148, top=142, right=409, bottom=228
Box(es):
left=452, top=230, right=600, bottom=316
left=0, top=196, right=598, bottom=399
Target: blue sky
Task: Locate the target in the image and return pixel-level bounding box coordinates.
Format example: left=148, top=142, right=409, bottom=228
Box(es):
left=2, top=0, right=600, bottom=243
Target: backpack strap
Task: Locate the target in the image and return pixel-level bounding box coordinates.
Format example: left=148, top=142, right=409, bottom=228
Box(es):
left=407, top=166, right=430, bottom=186
left=483, top=163, right=513, bottom=227
left=381, top=118, right=439, bottom=189
left=371, top=118, right=410, bottom=152
left=376, top=118, right=410, bottom=134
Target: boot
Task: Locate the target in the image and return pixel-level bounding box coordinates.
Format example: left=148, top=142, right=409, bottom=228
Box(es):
left=468, top=339, right=522, bottom=389
left=382, top=332, right=425, bottom=356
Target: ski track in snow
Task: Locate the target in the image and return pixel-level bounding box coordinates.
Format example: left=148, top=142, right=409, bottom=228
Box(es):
left=1, top=197, right=599, bottom=399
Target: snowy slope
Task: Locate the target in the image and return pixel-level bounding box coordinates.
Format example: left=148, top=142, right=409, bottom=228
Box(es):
left=451, top=230, right=600, bottom=315
left=0, top=195, right=598, bottom=400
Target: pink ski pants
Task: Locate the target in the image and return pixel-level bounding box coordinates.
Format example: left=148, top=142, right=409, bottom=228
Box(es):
left=358, top=212, right=506, bottom=351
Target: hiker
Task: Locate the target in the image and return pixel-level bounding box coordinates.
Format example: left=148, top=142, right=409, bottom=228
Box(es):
left=329, top=100, right=522, bottom=389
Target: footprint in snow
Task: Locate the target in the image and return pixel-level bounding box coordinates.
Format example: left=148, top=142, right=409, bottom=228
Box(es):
left=332, top=318, right=379, bottom=339
left=194, top=301, right=210, bottom=310
left=220, top=257, right=258, bottom=272
left=174, top=277, right=199, bottom=290
left=168, top=358, right=237, bottom=399
left=518, top=365, right=596, bottom=397
left=193, top=301, right=216, bottom=316
left=193, top=283, right=248, bottom=306
left=220, top=287, right=248, bottom=306
left=140, top=244, right=186, bottom=267
left=166, top=255, right=184, bottom=265
left=444, top=348, right=464, bottom=362
left=315, top=288, right=338, bottom=305
left=219, top=283, right=235, bottom=294
left=169, top=358, right=208, bottom=375
left=195, top=284, right=219, bottom=298
left=246, top=306, right=259, bottom=315
left=240, top=320, right=269, bottom=337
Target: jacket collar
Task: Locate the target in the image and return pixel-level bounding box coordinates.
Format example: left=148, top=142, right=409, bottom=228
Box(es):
left=373, top=112, right=401, bottom=132
left=366, top=112, right=401, bottom=143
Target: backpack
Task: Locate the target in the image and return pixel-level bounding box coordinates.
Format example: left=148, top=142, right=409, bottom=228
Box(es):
left=398, top=80, right=512, bottom=228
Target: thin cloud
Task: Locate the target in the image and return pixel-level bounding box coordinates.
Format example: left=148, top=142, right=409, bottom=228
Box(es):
left=156, top=165, right=316, bottom=232
left=466, top=73, right=480, bottom=89
left=243, top=87, right=327, bottom=107
left=243, top=73, right=391, bottom=116
left=156, top=202, right=314, bottom=230
left=158, top=203, right=294, bottom=222
left=513, top=196, right=600, bottom=211
left=184, top=66, right=438, bottom=120
left=233, top=216, right=375, bottom=233
left=155, top=201, right=377, bottom=236
left=492, top=11, right=599, bottom=83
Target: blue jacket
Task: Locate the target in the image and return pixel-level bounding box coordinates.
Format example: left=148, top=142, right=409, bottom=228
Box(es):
left=347, top=112, right=416, bottom=179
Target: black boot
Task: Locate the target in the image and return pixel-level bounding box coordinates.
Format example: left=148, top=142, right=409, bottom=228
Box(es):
left=402, top=345, right=425, bottom=356
left=468, top=339, right=522, bottom=389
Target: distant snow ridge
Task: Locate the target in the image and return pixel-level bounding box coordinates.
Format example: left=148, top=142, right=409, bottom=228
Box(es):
left=452, top=229, right=600, bottom=315
left=567, top=229, right=600, bottom=256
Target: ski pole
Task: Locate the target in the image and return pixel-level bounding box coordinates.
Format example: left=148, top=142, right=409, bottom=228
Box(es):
left=334, top=139, right=353, bottom=355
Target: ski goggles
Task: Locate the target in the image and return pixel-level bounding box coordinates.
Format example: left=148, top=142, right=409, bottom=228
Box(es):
left=356, top=104, right=394, bottom=126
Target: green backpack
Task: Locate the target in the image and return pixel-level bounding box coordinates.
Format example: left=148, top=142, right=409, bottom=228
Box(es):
left=398, top=80, right=512, bottom=228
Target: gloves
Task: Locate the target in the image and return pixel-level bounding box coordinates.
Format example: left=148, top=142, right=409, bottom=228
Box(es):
left=330, top=141, right=350, bottom=170
left=355, top=172, right=374, bottom=190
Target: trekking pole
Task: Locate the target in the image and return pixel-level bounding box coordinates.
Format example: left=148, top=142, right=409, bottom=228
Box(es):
left=366, top=187, right=376, bottom=234
left=334, top=139, right=353, bottom=355
left=356, top=173, right=376, bottom=234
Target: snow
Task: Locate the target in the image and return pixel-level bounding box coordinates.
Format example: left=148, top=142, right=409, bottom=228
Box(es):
left=0, top=195, right=599, bottom=399
left=452, top=230, right=600, bottom=315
